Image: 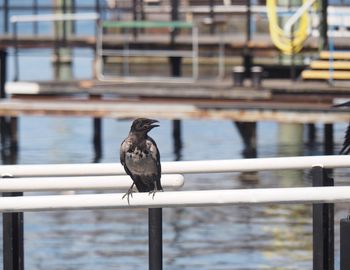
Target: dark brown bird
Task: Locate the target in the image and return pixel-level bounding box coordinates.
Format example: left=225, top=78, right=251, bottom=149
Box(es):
left=120, top=118, right=162, bottom=201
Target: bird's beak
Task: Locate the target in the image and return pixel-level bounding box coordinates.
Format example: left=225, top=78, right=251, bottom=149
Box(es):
left=148, top=119, right=159, bottom=129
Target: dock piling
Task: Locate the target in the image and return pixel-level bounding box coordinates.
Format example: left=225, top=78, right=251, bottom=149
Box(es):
left=340, top=216, right=350, bottom=270
left=307, top=123, right=316, bottom=147
left=93, top=117, right=102, bottom=162
left=312, top=166, right=334, bottom=270
left=234, top=121, right=257, bottom=158
left=172, top=119, right=182, bottom=161
left=324, top=123, right=334, bottom=155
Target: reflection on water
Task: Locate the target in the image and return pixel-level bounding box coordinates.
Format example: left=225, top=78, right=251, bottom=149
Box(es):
left=0, top=118, right=349, bottom=269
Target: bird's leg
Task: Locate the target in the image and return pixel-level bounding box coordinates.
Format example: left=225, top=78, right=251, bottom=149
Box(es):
left=148, top=182, right=159, bottom=199
left=122, top=183, right=135, bottom=204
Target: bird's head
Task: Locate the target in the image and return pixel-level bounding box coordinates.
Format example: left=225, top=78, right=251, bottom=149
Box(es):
left=130, top=118, right=159, bottom=134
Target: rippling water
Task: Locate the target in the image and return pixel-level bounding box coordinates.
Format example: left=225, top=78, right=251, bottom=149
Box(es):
left=0, top=118, right=349, bottom=269
left=1, top=4, right=350, bottom=267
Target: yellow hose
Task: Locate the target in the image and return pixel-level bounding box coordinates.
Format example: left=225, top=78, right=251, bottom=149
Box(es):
left=266, top=0, right=311, bottom=54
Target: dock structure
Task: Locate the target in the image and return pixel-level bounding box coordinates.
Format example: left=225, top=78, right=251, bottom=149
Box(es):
left=0, top=0, right=349, bottom=158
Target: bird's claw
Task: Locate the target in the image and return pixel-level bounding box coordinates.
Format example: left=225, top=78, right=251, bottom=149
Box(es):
left=148, top=188, right=162, bottom=199
left=122, top=188, right=134, bottom=205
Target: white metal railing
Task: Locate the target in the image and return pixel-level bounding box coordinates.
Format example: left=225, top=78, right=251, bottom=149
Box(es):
left=0, top=155, right=346, bottom=270
left=283, top=0, right=316, bottom=36
left=0, top=186, right=349, bottom=212
left=96, top=20, right=199, bottom=83
left=0, top=175, right=184, bottom=192
left=1, top=155, right=350, bottom=177
left=10, top=12, right=99, bottom=23
left=0, top=155, right=349, bottom=212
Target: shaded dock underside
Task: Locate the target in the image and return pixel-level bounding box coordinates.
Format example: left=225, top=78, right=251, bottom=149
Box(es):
left=2, top=78, right=350, bottom=124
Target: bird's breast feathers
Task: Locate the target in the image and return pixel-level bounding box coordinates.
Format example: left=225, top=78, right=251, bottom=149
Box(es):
left=122, top=139, right=159, bottom=175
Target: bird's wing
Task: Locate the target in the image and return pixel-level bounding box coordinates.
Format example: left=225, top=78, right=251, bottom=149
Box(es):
left=120, top=139, right=134, bottom=177
left=146, top=137, right=162, bottom=190
left=340, top=122, right=350, bottom=154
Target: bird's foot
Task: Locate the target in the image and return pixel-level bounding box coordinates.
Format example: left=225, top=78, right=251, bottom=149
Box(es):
left=122, top=188, right=134, bottom=204
left=148, top=188, right=163, bottom=199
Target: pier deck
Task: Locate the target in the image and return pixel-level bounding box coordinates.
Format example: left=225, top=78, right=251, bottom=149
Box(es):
left=3, top=78, right=350, bottom=124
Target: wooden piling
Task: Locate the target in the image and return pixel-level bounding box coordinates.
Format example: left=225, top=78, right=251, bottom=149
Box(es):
left=307, top=123, right=316, bottom=146
left=93, top=117, right=102, bottom=162
left=172, top=119, right=182, bottom=161
left=90, top=95, right=102, bottom=162
left=324, top=123, right=333, bottom=155
left=234, top=121, right=257, bottom=158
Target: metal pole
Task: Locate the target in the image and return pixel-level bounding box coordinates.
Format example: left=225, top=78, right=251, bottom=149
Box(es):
left=2, top=176, right=24, bottom=270
left=320, top=0, right=328, bottom=50
left=33, top=0, right=38, bottom=35
left=209, top=0, right=215, bottom=35
left=148, top=208, right=162, bottom=270
left=340, top=216, right=350, bottom=270
left=312, top=165, right=334, bottom=270
left=4, top=0, right=9, bottom=33
left=0, top=50, right=7, bottom=149
left=244, top=0, right=252, bottom=79
left=0, top=49, right=6, bottom=99
left=13, top=22, right=19, bottom=82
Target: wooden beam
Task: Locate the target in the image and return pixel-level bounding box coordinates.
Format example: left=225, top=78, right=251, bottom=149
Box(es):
left=0, top=98, right=347, bottom=124
left=302, top=70, right=350, bottom=80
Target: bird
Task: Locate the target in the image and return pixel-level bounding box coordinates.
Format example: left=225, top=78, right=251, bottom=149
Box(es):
left=120, top=118, right=162, bottom=202
left=334, top=101, right=350, bottom=154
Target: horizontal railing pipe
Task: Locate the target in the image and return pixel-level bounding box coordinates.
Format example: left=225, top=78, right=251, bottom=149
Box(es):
left=10, top=12, right=99, bottom=23
left=1, top=155, right=350, bottom=177
left=1, top=186, right=350, bottom=212
left=0, top=175, right=184, bottom=192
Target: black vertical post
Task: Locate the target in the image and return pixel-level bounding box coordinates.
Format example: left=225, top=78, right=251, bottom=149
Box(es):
left=290, top=25, right=296, bottom=81
left=172, top=119, right=182, bottom=161
left=3, top=192, right=24, bottom=270
left=132, top=0, right=138, bottom=38
left=0, top=50, right=8, bottom=148
left=4, top=0, right=9, bottom=33
left=246, top=0, right=251, bottom=42
left=170, top=0, right=179, bottom=43
left=209, top=0, right=215, bottom=35
left=33, top=0, right=39, bottom=35
left=234, top=121, right=257, bottom=158
left=169, top=0, right=182, bottom=162
left=93, top=117, right=102, bottom=162
left=149, top=208, right=162, bottom=270
left=0, top=49, right=6, bottom=99
left=340, top=216, right=350, bottom=270
left=320, top=0, right=328, bottom=50
left=244, top=0, right=252, bottom=79
left=13, top=21, right=19, bottom=82
left=9, top=117, right=18, bottom=151
left=324, top=123, right=333, bottom=155
left=95, top=0, right=100, bottom=14
left=62, top=0, right=67, bottom=46
left=307, top=123, right=316, bottom=146
left=312, top=166, right=334, bottom=270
